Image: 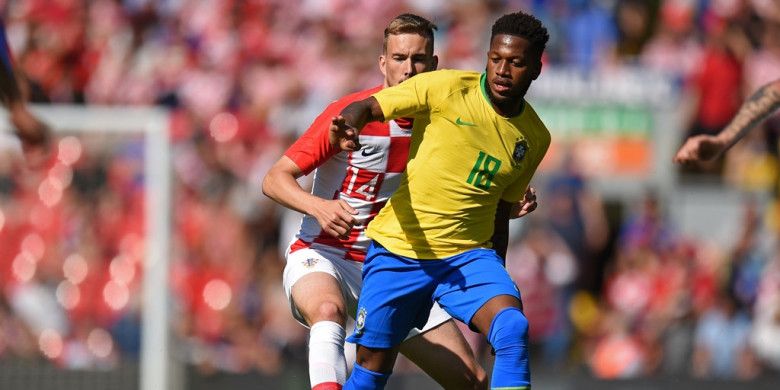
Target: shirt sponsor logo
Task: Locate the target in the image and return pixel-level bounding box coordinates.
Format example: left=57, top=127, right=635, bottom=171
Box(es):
left=302, top=258, right=318, bottom=268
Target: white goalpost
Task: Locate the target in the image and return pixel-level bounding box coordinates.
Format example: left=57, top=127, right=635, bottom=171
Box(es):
left=1, top=104, right=176, bottom=390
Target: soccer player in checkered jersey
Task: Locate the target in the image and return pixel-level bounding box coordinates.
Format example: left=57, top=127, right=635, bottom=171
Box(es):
left=330, top=11, right=550, bottom=390
left=262, top=14, right=533, bottom=390
left=0, top=19, right=49, bottom=156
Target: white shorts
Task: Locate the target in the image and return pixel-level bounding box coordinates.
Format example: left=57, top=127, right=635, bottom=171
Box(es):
left=283, top=247, right=451, bottom=339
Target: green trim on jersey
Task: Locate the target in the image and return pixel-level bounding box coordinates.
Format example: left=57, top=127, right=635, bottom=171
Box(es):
left=479, top=72, right=526, bottom=118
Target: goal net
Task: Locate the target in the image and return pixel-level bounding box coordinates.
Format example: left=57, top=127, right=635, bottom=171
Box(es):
left=0, top=105, right=177, bottom=390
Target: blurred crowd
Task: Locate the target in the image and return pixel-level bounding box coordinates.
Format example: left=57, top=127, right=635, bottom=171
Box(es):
left=0, top=0, right=780, bottom=383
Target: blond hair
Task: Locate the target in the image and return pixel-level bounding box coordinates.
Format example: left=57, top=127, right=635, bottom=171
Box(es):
left=383, top=14, right=437, bottom=54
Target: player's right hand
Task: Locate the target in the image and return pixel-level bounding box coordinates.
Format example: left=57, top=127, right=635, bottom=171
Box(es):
left=329, top=115, right=361, bottom=152
left=673, top=134, right=727, bottom=164
left=311, top=198, right=358, bottom=239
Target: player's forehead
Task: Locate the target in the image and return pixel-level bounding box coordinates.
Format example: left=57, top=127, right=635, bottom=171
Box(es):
left=488, top=34, right=536, bottom=58
left=385, top=33, right=431, bottom=54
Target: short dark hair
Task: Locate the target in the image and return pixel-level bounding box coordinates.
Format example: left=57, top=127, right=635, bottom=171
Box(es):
left=383, top=13, right=437, bottom=53
left=490, top=11, right=549, bottom=53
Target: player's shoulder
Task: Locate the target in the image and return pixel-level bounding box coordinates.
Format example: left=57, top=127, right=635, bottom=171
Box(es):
left=341, top=85, right=383, bottom=103
left=522, top=101, right=552, bottom=145
left=407, top=70, right=480, bottom=100
left=415, top=69, right=480, bottom=85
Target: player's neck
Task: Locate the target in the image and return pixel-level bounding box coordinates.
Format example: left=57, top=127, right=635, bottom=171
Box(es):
left=490, top=95, right=525, bottom=118
left=481, top=73, right=525, bottom=118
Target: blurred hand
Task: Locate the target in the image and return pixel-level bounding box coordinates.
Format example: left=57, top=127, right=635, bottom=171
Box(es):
left=673, top=135, right=727, bottom=164
left=511, top=187, right=537, bottom=219
left=10, top=103, right=52, bottom=167
left=329, top=115, right=361, bottom=152
left=310, top=198, right=358, bottom=239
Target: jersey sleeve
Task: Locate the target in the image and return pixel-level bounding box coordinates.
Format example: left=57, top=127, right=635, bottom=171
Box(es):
left=283, top=100, right=344, bottom=175
left=372, top=71, right=456, bottom=121
left=285, top=87, right=381, bottom=175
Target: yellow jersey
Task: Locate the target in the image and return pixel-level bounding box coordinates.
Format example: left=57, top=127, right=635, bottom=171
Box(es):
left=365, top=70, right=551, bottom=259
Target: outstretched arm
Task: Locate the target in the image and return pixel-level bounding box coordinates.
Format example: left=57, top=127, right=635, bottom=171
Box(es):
left=0, top=23, right=50, bottom=153
left=675, top=79, right=780, bottom=164
left=329, top=96, right=385, bottom=151
left=262, top=156, right=357, bottom=239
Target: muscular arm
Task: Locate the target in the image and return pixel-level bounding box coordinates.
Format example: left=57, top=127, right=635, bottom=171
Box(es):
left=675, top=79, right=780, bottom=163
left=262, top=156, right=357, bottom=238
left=330, top=96, right=385, bottom=151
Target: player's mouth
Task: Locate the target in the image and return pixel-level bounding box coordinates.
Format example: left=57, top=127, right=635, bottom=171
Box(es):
left=492, top=79, right=512, bottom=94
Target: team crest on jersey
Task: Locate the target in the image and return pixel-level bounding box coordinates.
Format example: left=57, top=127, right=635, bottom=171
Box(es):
left=355, top=307, right=367, bottom=335
left=302, top=258, right=318, bottom=268
left=512, top=139, right=528, bottom=166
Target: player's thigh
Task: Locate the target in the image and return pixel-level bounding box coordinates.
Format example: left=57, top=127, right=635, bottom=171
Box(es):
left=284, top=248, right=362, bottom=326
left=434, top=248, right=521, bottom=331
left=348, top=243, right=436, bottom=349
left=400, top=318, right=486, bottom=390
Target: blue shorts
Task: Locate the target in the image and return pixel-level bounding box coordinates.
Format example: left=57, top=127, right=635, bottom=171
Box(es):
left=347, top=241, right=521, bottom=348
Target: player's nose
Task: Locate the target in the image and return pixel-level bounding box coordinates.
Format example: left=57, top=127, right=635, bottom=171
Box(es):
left=404, top=58, right=415, bottom=76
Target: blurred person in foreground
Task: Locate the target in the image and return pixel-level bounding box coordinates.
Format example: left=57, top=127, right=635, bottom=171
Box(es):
left=674, top=78, right=780, bottom=164
left=0, top=20, right=49, bottom=159
left=263, top=14, right=490, bottom=390
left=330, top=11, right=550, bottom=389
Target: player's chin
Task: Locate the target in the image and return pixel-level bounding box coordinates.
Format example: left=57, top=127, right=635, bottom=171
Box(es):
left=490, top=87, right=516, bottom=102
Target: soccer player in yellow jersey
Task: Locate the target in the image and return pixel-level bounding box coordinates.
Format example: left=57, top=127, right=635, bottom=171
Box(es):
left=330, top=11, right=551, bottom=390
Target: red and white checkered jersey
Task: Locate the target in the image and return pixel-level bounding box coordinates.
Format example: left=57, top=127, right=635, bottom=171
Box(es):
left=284, top=86, right=411, bottom=262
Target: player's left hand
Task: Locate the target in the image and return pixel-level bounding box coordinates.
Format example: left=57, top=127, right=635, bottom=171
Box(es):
left=511, top=187, right=537, bottom=219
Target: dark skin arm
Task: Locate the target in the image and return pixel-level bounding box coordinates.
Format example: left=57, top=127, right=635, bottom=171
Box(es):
left=491, top=187, right=538, bottom=259
left=329, top=96, right=385, bottom=151
left=492, top=200, right=512, bottom=260
left=1, top=69, right=50, bottom=154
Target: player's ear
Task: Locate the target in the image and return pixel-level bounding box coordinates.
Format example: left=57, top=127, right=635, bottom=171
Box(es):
left=530, top=50, right=543, bottom=80
left=531, top=61, right=542, bottom=80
